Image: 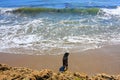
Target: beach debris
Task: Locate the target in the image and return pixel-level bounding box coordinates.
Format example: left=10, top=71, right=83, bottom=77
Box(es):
left=0, top=64, right=119, bottom=80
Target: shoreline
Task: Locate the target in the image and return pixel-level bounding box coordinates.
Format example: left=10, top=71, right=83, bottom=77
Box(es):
left=0, top=44, right=120, bottom=75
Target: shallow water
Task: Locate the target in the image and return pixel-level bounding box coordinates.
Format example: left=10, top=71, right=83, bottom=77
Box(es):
left=0, top=0, right=120, bottom=55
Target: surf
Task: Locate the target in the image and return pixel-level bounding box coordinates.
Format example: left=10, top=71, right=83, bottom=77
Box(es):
left=11, top=7, right=99, bottom=15
left=0, top=6, right=120, bottom=55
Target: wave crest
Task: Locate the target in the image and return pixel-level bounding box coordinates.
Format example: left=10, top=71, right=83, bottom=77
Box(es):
left=1, top=7, right=120, bottom=16
left=12, top=7, right=100, bottom=14
left=101, top=6, right=120, bottom=16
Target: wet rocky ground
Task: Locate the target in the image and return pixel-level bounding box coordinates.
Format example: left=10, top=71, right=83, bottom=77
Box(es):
left=0, top=64, right=120, bottom=80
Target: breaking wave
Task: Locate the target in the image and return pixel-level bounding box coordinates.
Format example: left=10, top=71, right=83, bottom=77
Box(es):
left=0, top=6, right=120, bottom=55
left=13, top=8, right=100, bottom=14
left=1, top=6, right=120, bottom=16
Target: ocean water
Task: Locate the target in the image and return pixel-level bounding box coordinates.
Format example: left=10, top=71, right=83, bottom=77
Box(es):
left=0, top=0, right=120, bottom=55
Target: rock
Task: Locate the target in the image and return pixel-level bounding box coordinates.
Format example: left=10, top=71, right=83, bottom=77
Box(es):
left=74, top=72, right=88, bottom=79
left=38, top=69, right=53, bottom=79
left=0, top=64, right=11, bottom=71
left=0, top=64, right=120, bottom=80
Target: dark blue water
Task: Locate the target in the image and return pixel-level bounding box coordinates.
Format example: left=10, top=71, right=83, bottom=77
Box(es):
left=0, top=0, right=120, bottom=8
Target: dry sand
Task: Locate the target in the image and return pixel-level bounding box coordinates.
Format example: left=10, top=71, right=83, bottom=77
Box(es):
left=0, top=45, right=120, bottom=75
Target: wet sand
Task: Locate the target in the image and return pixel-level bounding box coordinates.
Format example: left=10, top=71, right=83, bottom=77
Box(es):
left=0, top=45, right=120, bottom=75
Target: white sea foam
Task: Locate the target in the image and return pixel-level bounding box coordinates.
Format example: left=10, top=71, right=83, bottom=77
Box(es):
left=102, top=6, right=120, bottom=16
left=0, top=7, right=120, bottom=55
left=0, top=8, right=17, bottom=14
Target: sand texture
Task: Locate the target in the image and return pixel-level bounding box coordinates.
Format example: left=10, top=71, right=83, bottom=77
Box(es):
left=0, top=45, right=120, bottom=80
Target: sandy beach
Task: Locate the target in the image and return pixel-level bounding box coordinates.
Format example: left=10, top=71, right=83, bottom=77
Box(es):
left=0, top=45, right=120, bottom=75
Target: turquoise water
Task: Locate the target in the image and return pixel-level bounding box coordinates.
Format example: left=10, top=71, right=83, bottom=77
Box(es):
left=0, top=0, right=120, bottom=55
